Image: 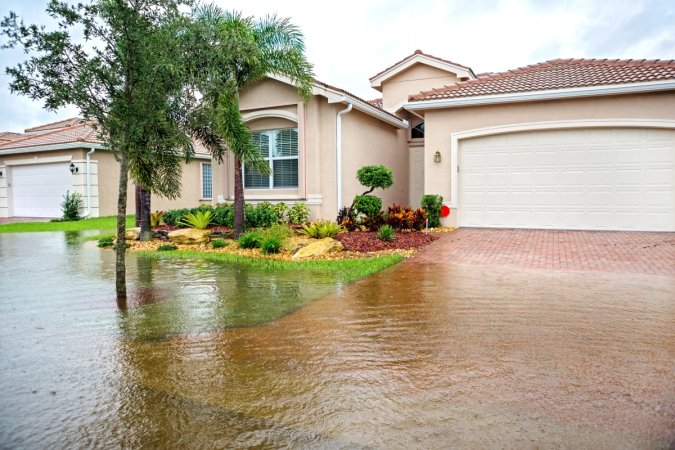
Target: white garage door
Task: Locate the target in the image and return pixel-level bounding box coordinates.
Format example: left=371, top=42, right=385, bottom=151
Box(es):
left=459, top=128, right=675, bottom=231
left=11, top=163, right=72, bottom=217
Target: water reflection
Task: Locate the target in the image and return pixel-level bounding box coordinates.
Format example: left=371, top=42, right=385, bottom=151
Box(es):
left=0, top=232, right=673, bottom=448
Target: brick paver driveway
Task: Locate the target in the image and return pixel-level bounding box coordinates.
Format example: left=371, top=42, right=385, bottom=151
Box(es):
left=416, top=228, right=675, bottom=276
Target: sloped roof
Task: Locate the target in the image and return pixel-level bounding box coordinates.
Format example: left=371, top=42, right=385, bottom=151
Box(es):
left=408, top=58, right=675, bottom=102
left=367, top=98, right=383, bottom=109
left=370, top=49, right=474, bottom=81
left=0, top=132, right=23, bottom=143
left=0, top=120, right=101, bottom=150
left=312, top=79, right=404, bottom=124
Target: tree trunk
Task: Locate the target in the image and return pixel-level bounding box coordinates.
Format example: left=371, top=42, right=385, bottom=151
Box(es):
left=116, top=152, right=129, bottom=302
left=139, top=186, right=151, bottom=241
left=135, top=184, right=141, bottom=227
left=233, top=157, right=245, bottom=238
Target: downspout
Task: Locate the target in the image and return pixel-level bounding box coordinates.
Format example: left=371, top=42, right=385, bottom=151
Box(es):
left=81, top=148, right=96, bottom=218
left=336, top=99, right=353, bottom=214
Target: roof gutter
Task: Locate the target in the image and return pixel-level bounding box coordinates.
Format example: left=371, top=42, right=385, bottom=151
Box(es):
left=404, top=79, right=675, bottom=111
left=336, top=99, right=353, bottom=214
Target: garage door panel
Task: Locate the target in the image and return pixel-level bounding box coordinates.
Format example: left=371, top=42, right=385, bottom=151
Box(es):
left=12, top=163, right=71, bottom=217
left=459, top=127, right=675, bottom=231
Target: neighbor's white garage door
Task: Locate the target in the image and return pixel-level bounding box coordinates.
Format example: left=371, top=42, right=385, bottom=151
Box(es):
left=459, top=128, right=675, bottom=231
left=11, top=163, right=72, bottom=217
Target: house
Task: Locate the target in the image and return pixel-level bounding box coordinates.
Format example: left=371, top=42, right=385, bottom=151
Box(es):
left=221, top=51, right=674, bottom=231
left=0, top=119, right=213, bottom=218
left=2, top=51, right=674, bottom=231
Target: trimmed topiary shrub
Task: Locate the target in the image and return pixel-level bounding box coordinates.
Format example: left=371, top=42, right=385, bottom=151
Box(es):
left=421, top=194, right=443, bottom=227
left=353, top=194, right=382, bottom=217
left=356, top=165, right=394, bottom=193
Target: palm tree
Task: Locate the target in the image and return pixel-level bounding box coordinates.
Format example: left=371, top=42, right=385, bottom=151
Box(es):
left=187, top=6, right=314, bottom=237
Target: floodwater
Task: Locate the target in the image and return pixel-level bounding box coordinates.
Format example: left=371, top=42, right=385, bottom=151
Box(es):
left=0, top=232, right=673, bottom=449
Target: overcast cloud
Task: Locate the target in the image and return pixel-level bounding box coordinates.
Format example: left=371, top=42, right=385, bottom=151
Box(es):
left=1, top=0, right=673, bottom=132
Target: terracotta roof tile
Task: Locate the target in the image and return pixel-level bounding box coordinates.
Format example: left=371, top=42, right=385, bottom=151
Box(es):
left=0, top=132, right=24, bottom=143
left=24, top=117, right=85, bottom=133
left=408, top=58, right=675, bottom=102
left=367, top=98, right=383, bottom=109
left=370, top=49, right=473, bottom=81
left=0, top=120, right=102, bottom=150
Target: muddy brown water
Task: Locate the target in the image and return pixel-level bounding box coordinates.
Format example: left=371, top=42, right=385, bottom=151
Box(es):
left=0, top=232, right=673, bottom=449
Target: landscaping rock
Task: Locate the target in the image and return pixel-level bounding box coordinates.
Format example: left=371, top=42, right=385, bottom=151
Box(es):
left=125, top=227, right=141, bottom=241
left=292, top=237, right=343, bottom=259
left=168, top=228, right=211, bottom=245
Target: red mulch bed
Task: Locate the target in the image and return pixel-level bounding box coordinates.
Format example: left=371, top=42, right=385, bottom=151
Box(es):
left=335, top=231, right=438, bottom=252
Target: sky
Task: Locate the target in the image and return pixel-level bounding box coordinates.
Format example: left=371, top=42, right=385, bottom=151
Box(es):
left=1, top=0, right=673, bottom=132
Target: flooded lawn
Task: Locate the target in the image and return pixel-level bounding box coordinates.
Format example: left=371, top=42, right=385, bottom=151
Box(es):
left=1, top=232, right=673, bottom=448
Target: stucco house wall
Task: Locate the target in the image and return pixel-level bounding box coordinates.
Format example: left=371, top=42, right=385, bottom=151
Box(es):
left=381, top=64, right=460, bottom=110
left=420, top=91, right=675, bottom=226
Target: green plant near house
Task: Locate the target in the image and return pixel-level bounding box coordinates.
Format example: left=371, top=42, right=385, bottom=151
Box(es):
left=161, top=208, right=190, bottom=226
left=271, top=202, right=289, bottom=223
left=211, top=239, right=228, bottom=249
left=213, top=203, right=234, bottom=227
left=97, top=235, right=114, bottom=247
left=353, top=194, right=382, bottom=217
left=421, top=194, right=443, bottom=227
left=287, top=203, right=311, bottom=224
left=61, top=191, right=83, bottom=221
left=157, top=244, right=177, bottom=252
left=238, top=231, right=264, bottom=249
left=356, top=165, right=394, bottom=192
left=245, top=202, right=279, bottom=228
left=178, top=210, right=214, bottom=230
left=377, top=224, right=396, bottom=242
left=266, top=223, right=292, bottom=239
left=260, top=235, right=283, bottom=254
left=150, top=210, right=165, bottom=227
left=299, top=221, right=342, bottom=239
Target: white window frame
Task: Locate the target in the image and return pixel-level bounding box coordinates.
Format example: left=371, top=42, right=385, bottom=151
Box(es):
left=200, top=162, right=212, bottom=200
left=244, top=128, right=299, bottom=189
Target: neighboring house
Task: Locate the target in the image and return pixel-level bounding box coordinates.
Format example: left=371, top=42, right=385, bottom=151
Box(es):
left=0, top=118, right=213, bottom=218
left=2, top=50, right=674, bottom=232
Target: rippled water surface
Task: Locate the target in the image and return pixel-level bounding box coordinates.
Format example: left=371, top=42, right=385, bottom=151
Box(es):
left=1, top=232, right=673, bottom=449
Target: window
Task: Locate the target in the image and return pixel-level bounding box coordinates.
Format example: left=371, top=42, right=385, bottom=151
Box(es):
left=201, top=163, right=212, bottom=199
left=411, top=121, right=425, bottom=139
left=244, top=128, right=299, bottom=189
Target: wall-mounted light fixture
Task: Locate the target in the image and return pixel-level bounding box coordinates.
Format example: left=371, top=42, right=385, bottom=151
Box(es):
left=69, top=162, right=79, bottom=174
left=433, top=151, right=442, bottom=163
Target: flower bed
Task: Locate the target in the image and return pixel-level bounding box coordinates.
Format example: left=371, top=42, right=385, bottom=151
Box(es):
left=335, top=230, right=438, bottom=252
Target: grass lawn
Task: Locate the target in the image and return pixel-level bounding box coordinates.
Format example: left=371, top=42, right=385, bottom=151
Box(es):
left=138, top=250, right=404, bottom=284
left=0, top=216, right=135, bottom=233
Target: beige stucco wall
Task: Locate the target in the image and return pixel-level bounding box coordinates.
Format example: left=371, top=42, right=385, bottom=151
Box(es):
left=339, top=109, right=409, bottom=216
left=421, top=91, right=675, bottom=225
left=381, top=64, right=460, bottom=110
left=240, top=78, right=303, bottom=110
left=95, top=151, right=212, bottom=216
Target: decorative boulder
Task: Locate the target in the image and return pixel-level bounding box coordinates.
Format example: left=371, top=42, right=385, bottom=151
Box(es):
left=125, top=227, right=141, bottom=241
left=292, top=237, right=343, bottom=259
left=168, top=228, right=211, bottom=245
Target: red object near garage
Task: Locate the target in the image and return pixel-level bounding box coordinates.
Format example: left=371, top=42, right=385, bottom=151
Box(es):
left=440, top=205, right=450, bottom=217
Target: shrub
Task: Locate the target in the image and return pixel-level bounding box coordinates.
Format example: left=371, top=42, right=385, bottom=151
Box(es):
left=287, top=203, right=310, bottom=224
left=211, top=239, right=228, bottom=249
left=161, top=208, right=190, bottom=226
left=213, top=203, right=234, bottom=227
left=377, top=225, right=396, bottom=242
left=421, top=194, right=443, bottom=227
left=97, top=236, right=114, bottom=247
left=267, top=223, right=292, bottom=239
left=271, top=202, right=289, bottom=223
left=361, top=211, right=386, bottom=231
left=150, top=211, right=164, bottom=227
left=245, top=202, right=280, bottom=228
left=61, top=191, right=83, bottom=221
left=238, top=231, right=264, bottom=249
left=386, top=204, right=426, bottom=231
left=299, top=221, right=342, bottom=239
left=178, top=210, right=214, bottom=230
left=356, top=165, right=394, bottom=192
left=337, top=206, right=359, bottom=231
left=353, top=194, right=382, bottom=217
left=157, top=244, right=177, bottom=252
left=260, top=235, right=283, bottom=254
